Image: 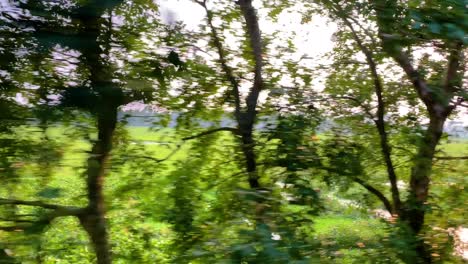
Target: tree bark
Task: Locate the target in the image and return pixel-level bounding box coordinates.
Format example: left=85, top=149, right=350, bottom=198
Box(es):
left=240, top=128, right=260, bottom=189
left=79, top=107, right=117, bottom=264
left=396, top=115, right=446, bottom=264
left=402, top=115, right=446, bottom=234
left=198, top=0, right=267, bottom=225
left=198, top=0, right=264, bottom=191
left=237, top=0, right=264, bottom=191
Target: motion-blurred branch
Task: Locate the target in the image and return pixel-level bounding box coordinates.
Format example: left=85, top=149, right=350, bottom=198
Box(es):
left=0, top=198, right=82, bottom=213
left=352, top=177, right=393, bottom=214
left=122, top=144, right=182, bottom=163
left=435, top=156, right=468, bottom=160
left=182, top=127, right=240, bottom=141
left=0, top=198, right=85, bottom=233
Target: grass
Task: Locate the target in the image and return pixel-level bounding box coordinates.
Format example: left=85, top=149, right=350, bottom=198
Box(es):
left=441, top=139, right=468, bottom=156
left=125, top=126, right=176, bottom=142
left=312, top=215, right=400, bottom=263
left=2, top=125, right=467, bottom=263
left=314, top=215, right=387, bottom=249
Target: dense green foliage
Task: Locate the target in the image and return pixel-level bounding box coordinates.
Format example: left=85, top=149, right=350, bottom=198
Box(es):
left=0, top=0, right=466, bottom=263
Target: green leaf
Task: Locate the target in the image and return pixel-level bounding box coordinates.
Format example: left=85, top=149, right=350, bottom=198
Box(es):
left=428, top=22, right=441, bottom=34
left=37, top=187, right=62, bottom=199
left=445, top=23, right=465, bottom=39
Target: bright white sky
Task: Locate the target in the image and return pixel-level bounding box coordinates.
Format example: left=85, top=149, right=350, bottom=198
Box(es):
left=156, top=0, right=467, bottom=125
left=158, top=0, right=336, bottom=58
left=156, top=0, right=338, bottom=109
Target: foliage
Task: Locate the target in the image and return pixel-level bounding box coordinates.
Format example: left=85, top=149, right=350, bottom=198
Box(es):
left=0, top=0, right=466, bottom=263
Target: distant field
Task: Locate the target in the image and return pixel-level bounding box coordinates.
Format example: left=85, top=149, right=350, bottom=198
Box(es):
left=8, top=125, right=467, bottom=199
left=126, top=126, right=176, bottom=142
left=441, top=139, right=468, bottom=156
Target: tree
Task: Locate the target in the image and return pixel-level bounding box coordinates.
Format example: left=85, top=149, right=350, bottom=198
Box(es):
left=315, top=0, right=466, bottom=262
left=141, top=0, right=322, bottom=261
left=0, top=0, right=464, bottom=262
left=0, top=1, right=173, bottom=262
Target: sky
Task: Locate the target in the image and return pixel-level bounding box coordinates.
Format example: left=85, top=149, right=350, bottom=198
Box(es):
left=156, top=0, right=338, bottom=109
left=156, top=0, right=467, bottom=125
left=157, top=0, right=336, bottom=58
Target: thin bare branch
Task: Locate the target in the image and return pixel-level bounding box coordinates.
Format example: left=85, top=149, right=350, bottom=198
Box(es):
left=0, top=198, right=81, bottom=213
left=0, top=218, right=35, bottom=223
left=333, top=95, right=375, bottom=119
left=322, top=166, right=393, bottom=214
left=0, top=225, right=26, bottom=232
left=0, top=199, right=86, bottom=234
left=123, top=144, right=182, bottom=163
left=435, top=156, right=468, bottom=160
left=204, top=171, right=245, bottom=190
left=197, top=2, right=242, bottom=117
left=352, top=177, right=393, bottom=214
left=344, top=15, right=378, bottom=48
left=182, top=127, right=240, bottom=141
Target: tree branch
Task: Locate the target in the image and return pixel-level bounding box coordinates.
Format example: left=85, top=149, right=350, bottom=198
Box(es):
left=352, top=177, right=394, bottom=214
left=122, top=144, right=182, bottom=163
left=182, top=127, right=240, bottom=141
left=435, top=156, right=468, bottom=160
left=0, top=199, right=85, bottom=233
left=371, top=1, right=445, bottom=117
left=337, top=8, right=401, bottom=213
left=391, top=44, right=436, bottom=107
left=444, top=41, right=464, bottom=94
left=238, top=0, right=264, bottom=116
left=344, top=15, right=378, bottom=48
left=333, top=95, right=375, bottom=120
left=0, top=218, right=35, bottom=223
left=458, top=102, right=468, bottom=108
left=0, top=225, right=27, bottom=232
left=0, top=198, right=82, bottom=213
left=322, top=165, right=393, bottom=215
left=196, top=1, right=242, bottom=118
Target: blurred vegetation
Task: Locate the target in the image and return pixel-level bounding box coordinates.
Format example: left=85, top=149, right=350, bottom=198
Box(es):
left=0, top=0, right=466, bottom=263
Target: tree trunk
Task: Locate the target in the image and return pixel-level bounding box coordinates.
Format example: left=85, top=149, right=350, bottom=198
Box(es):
left=400, top=115, right=446, bottom=263
left=239, top=120, right=259, bottom=189
left=403, top=116, right=445, bottom=232
left=80, top=107, right=117, bottom=264
left=199, top=0, right=266, bottom=226
left=237, top=0, right=268, bottom=224
left=80, top=212, right=111, bottom=264
left=75, top=3, right=121, bottom=261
